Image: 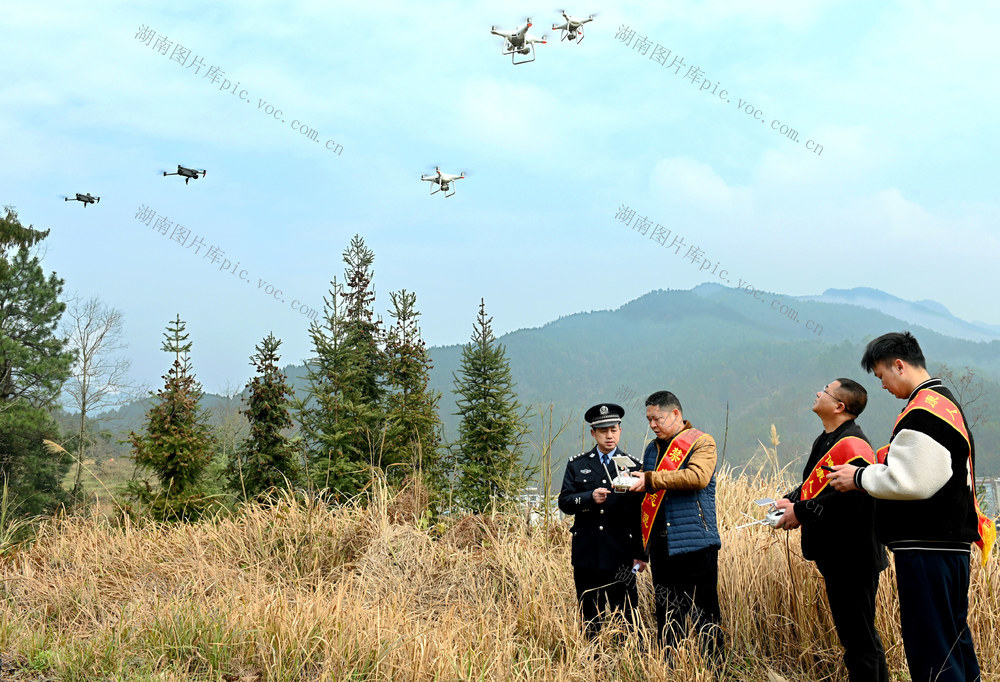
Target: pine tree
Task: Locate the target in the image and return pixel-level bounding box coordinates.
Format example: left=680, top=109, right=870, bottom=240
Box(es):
left=451, top=299, right=530, bottom=513
left=384, top=289, right=442, bottom=488
left=229, top=333, right=301, bottom=500
left=0, top=209, right=74, bottom=516
left=297, top=235, right=387, bottom=498
left=127, top=315, right=216, bottom=521
left=0, top=206, right=49, bottom=280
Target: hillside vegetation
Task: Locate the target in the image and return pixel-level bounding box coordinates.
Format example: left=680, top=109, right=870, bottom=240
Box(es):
left=2, top=471, right=999, bottom=681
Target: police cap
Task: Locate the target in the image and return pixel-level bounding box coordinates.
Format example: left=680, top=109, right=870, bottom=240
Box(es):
left=584, top=403, right=624, bottom=429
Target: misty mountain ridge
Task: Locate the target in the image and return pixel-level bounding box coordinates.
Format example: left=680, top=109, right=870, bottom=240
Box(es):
left=798, top=286, right=1000, bottom=343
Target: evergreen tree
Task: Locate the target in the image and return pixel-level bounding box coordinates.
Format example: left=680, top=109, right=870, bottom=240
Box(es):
left=451, top=299, right=530, bottom=512
left=127, top=315, right=216, bottom=521
left=0, top=209, right=74, bottom=515
left=384, top=289, right=442, bottom=488
left=0, top=206, right=49, bottom=280
left=297, top=235, right=387, bottom=498
left=229, top=333, right=301, bottom=500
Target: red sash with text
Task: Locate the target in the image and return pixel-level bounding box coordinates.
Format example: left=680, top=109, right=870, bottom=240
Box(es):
left=881, top=388, right=995, bottom=564
left=640, top=427, right=709, bottom=549
left=800, top=436, right=876, bottom=500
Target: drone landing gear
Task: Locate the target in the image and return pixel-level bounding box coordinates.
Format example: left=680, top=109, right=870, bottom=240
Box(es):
left=503, top=42, right=535, bottom=65
left=431, top=183, right=458, bottom=199
left=560, top=29, right=584, bottom=43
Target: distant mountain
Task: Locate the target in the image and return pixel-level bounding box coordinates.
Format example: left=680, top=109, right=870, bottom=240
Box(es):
left=426, top=285, right=1000, bottom=477
left=92, top=285, right=1000, bottom=480
left=799, top=287, right=1000, bottom=343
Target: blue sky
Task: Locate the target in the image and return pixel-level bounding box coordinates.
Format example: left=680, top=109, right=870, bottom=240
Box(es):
left=3, top=1, right=998, bottom=394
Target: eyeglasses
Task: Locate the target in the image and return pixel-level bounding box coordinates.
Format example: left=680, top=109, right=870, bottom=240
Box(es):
left=821, top=388, right=843, bottom=405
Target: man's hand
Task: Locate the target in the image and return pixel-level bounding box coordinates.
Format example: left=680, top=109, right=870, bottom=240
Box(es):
left=828, top=464, right=860, bottom=492
left=628, top=471, right=645, bottom=493
left=774, top=498, right=800, bottom=530
left=592, top=487, right=611, bottom=504
left=633, top=559, right=647, bottom=573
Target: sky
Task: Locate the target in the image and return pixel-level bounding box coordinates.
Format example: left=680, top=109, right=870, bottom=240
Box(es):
left=2, top=1, right=998, bottom=396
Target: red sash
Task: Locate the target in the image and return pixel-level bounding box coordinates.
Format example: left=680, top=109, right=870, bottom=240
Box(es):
left=640, top=427, right=709, bottom=549
left=800, top=436, right=875, bottom=500
left=881, top=388, right=995, bottom=564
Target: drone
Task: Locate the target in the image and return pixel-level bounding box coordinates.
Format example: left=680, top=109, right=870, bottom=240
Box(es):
left=64, top=193, right=100, bottom=207
left=420, top=167, right=466, bottom=198
left=490, top=18, right=547, bottom=65
left=552, top=10, right=595, bottom=43
left=163, top=165, right=207, bottom=185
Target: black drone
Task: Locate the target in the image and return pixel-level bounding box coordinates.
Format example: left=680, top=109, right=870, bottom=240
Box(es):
left=64, top=193, right=100, bottom=207
left=163, top=165, right=207, bottom=185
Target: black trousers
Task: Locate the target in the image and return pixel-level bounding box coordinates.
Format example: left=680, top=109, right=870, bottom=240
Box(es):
left=574, top=565, right=639, bottom=636
left=649, top=542, right=723, bottom=656
left=894, top=551, right=981, bottom=682
left=816, top=560, right=889, bottom=682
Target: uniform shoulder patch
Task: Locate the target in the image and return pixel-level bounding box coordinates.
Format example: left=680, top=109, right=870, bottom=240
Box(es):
left=569, top=452, right=587, bottom=462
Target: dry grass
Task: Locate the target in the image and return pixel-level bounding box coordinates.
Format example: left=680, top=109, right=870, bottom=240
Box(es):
left=1, top=470, right=998, bottom=681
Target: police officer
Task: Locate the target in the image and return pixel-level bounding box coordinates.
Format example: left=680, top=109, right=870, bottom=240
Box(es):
left=558, top=403, right=647, bottom=635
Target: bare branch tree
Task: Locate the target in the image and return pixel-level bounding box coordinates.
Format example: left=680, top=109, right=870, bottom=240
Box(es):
left=935, top=363, right=988, bottom=428
left=62, top=295, right=137, bottom=502
left=213, top=379, right=249, bottom=465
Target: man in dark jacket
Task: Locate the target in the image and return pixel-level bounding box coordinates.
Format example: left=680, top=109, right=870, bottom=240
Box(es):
left=558, top=403, right=646, bottom=635
left=829, top=332, right=986, bottom=682
left=775, top=378, right=889, bottom=681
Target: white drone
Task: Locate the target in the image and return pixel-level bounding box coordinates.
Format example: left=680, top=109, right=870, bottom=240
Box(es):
left=490, top=18, right=547, bottom=65
left=420, top=167, right=466, bottom=198
left=552, top=10, right=596, bottom=43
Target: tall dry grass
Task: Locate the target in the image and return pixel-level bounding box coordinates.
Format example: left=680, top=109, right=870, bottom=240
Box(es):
left=1, top=470, right=998, bottom=681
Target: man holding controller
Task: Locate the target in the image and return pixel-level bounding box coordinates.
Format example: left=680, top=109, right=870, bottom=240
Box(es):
left=628, top=391, right=723, bottom=658
left=558, top=403, right=647, bottom=636
left=774, top=378, right=888, bottom=681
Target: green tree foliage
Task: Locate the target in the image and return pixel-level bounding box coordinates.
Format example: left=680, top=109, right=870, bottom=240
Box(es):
left=384, top=289, right=442, bottom=488
left=297, top=236, right=387, bottom=498
left=229, top=334, right=301, bottom=500
left=0, top=206, right=49, bottom=280
left=0, top=249, right=75, bottom=406
left=451, top=299, right=530, bottom=512
left=127, top=315, right=216, bottom=521
left=0, top=208, right=73, bottom=515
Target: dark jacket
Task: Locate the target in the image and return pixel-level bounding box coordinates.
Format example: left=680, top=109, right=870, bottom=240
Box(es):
left=558, top=447, right=645, bottom=570
left=641, top=423, right=721, bottom=556
left=786, top=420, right=887, bottom=572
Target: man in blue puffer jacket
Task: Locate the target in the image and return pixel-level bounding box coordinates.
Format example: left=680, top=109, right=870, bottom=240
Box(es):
left=629, top=390, right=723, bottom=658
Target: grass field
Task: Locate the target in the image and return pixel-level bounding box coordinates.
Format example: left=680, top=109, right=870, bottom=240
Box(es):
left=1, top=469, right=998, bottom=681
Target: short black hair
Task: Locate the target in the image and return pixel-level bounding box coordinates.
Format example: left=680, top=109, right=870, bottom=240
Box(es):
left=861, top=331, right=926, bottom=373
left=645, top=390, right=682, bottom=413
left=834, top=377, right=868, bottom=417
